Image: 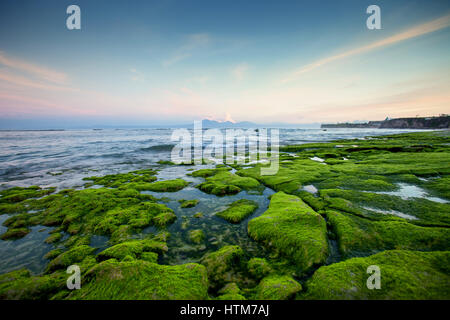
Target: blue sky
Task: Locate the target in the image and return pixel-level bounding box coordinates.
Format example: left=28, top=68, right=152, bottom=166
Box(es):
left=0, top=0, right=449, bottom=128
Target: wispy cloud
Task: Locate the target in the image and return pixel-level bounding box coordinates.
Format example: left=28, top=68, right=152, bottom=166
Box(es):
left=231, top=62, right=249, bottom=81
left=0, top=51, right=68, bottom=84
left=282, top=13, right=450, bottom=83
left=163, top=33, right=210, bottom=67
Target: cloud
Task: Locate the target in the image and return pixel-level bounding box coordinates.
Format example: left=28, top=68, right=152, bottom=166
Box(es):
left=0, top=51, right=68, bottom=84
left=231, top=63, right=249, bottom=81
left=282, top=13, right=450, bottom=82
left=163, top=33, right=210, bottom=67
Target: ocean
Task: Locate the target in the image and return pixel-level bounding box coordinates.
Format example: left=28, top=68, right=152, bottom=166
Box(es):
left=0, top=127, right=426, bottom=274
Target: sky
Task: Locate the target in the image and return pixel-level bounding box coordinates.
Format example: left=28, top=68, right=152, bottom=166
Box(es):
left=0, top=0, right=449, bottom=128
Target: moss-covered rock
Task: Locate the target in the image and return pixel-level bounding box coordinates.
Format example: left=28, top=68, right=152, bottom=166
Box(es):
left=46, top=245, right=96, bottom=273
left=0, top=268, right=65, bottom=300
left=197, top=170, right=260, bottom=196
left=254, top=275, right=302, bottom=300
left=124, top=179, right=189, bottom=192
left=200, top=245, right=244, bottom=289
left=326, top=210, right=450, bottom=257
left=179, top=199, right=199, bottom=208
left=247, top=258, right=273, bottom=280
left=0, top=227, right=30, bottom=240
left=248, top=192, right=328, bottom=271
left=96, top=239, right=167, bottom=261
left=216, top=199, right=258, bottom=223
left=188, top=229, right=205, bottom=244
left=302, top=250, right=450, bottom=299
left=193, top=212, right=203, bottom=218
left=216, top=282, right=246, bottom=300
left=83, top=169, right=157, bottom=188
left=68, top=259, right=209, bottom=300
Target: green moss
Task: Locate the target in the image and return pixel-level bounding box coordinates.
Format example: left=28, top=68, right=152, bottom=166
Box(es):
left=193, top=212, right=203, bottom=218
left=68, top=259, right=209, bottom=300
left=326, top=210, right=450, bottom=257
left=179, top=199, right=199, bottom=208
left=216, top=199, right=258, bottom=223
left=83, top=169, right=157, bottom=188
left=254, top=275, right=302, bottom=300
left=424, top=176, right=450, bottom=200
left=321, top=188, right=450, bottom=227
left=46, top=245, right=95, bottom=273
left=188, top=229, right=205, bottom=244
left=247, top=258, right=273, bottom=280
left=0, top=186, right=55, bottom=203
left=248, top=192, right=328, bottom=271
left=216, top=283, right=246, bottom=300
left=200, top=245, right=244, bottom=289
left=153, top=210, right=177, bottom=227
left=197, top=170, right=260, bottom=196
left=0, top=269, right=65, bottom=300
left=302, top=250, right=450, bottom=300
left=123, top=179, right=189, bottom=192
left=45, top=232, right=63, bottom=244
left=0, top=227, right=30, bottom=240
left=97, top=239, right=167, bottom=261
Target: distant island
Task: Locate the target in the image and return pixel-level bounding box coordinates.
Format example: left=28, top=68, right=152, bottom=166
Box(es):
left=321, top=115, right=449, bottom=129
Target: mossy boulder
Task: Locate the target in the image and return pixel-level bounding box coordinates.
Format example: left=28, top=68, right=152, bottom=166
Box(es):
left=0, top=268, right=66, bottom=300
left=302, top=250, right=450, bottom=299
left=248, top=192, right=328, bottom=271
left=216, top=199, right=258, bottom=223
left=46, top=245, right=95, bottom=273
left=247, top=258, right=273, bottom=280
left=179, top=199, right=199, bottom=208
left=124, top=179, right=189, bottom=192
left=254, top=275, right=302, bottom=300
left=96, top=239, right=167, bottom=261
left=0, top=227, right=31, bottom=240
left=200, top=245, right=244, bottom=289
left=68, top=259, right=209, bottom=300
left=197, top=170, right=260, bottom=196
left=326, top=210, right=450, bottom=257
left=188, top=229, right=205, bottom=244
left=216, top=282, right=246, bottom=300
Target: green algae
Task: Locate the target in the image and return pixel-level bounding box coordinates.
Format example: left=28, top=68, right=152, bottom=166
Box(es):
left=216, top=282, right=246, bottom=300
left=96, top=239, right=167, bottom=261
left=0, top=131, right=449, bottom=300
left=216, top=199, right=258, bottom=223
left=247, top=258, right=273, bottom=280
left=0, top=227, right=31, bottom=240
left=193, top=212, right=203, bottom=218
left=0, top=268, right=66, bottom=300
left=254, top=275, right=302, bottom=300
left=200, top=245, right=245, bottom=289
left=321, top=188, right=450, bottom=227
left=46, top=245, right=95, bottom=273
left=196, top=170, right=260, bottom=196
left=326, top=210, right=450, bottom=257
left=302, top=250, right=450, bottom=300
left=68, top=259, right=209, bottom=300
left=188, top=229, right=205, bottom=244
left=0, top=186, right=55, bottom=204
left=248, top=192, right=328, bottom=271
left=123, top=179, right=189, bottom=192
left=179, top=199, right=199, bottom=208
left=83, top=169, right=157, bottom=188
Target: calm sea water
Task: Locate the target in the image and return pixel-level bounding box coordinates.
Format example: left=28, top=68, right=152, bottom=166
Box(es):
left=0, top=127, right=423, bottom=274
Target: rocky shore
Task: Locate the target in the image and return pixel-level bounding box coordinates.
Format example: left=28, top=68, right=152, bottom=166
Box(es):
left=0, top=131, right=449, bottom=300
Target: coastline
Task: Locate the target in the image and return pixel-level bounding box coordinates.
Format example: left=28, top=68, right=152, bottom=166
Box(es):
left=0, top=130, right=449, bottom=300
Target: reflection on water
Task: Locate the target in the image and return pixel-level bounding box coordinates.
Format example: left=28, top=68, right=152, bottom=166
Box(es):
left=375, top=183, right=448, bottom=204
left=0, top=215, right=54, bottom=275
